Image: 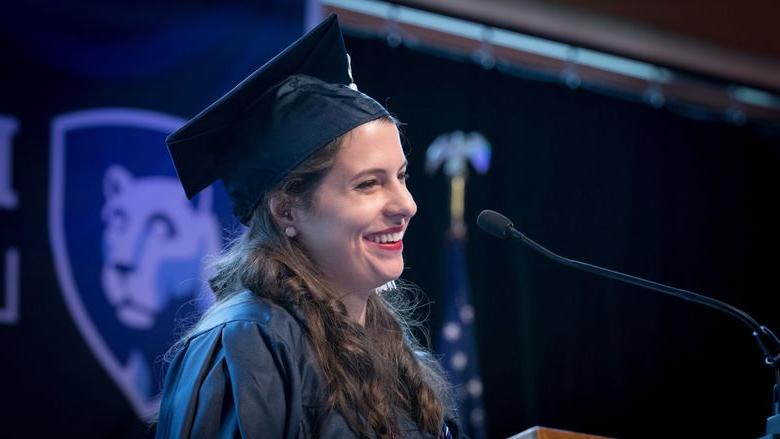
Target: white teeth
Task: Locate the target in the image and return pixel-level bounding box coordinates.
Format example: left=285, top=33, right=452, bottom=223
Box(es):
left=367, top=231, right=404, bottom=243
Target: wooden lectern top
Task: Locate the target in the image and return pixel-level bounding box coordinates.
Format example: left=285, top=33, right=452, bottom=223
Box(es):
left=508, top=426, right=614, bottom=439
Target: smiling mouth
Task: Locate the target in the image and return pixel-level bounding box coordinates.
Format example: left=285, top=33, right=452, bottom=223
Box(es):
left=364, top=230, right=404, bottom=244
left=363, top=229, right=405, bottom=250
left=364, top=237, right=404, bottom=251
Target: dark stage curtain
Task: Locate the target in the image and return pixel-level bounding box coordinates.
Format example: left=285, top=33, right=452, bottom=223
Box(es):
left=344, top=33, right=780, bottom=438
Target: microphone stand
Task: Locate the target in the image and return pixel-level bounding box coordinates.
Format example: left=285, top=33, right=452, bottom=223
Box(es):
left=504, top=223, right=780, bottom=438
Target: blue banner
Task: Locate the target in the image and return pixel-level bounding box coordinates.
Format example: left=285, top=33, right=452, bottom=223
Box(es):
left=0, top=2, right=304, bottom=435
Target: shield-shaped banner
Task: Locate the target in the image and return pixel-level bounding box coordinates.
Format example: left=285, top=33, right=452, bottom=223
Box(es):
left=48, top=108, right=231, bottom=419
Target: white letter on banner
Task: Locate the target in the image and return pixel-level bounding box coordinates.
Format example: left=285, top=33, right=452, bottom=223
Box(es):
left=0, top=116, right=19, bottom=210
left=0, top=248, right=19, bottom=324
left=0, top=116, right=19, bottom=324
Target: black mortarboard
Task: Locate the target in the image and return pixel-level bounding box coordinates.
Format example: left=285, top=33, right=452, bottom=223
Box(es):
left=166, top=14, right=390, bottom=224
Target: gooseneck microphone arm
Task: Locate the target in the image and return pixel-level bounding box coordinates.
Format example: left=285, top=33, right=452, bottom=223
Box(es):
left=477, top=209, right=780, bottom=435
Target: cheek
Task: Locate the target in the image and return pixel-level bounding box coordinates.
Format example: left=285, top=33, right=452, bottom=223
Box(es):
left=304, top=209, right=367, bottom=256
left=303, top=195, right=385, bottom=256
left=338, top=200, right=382, bottom=232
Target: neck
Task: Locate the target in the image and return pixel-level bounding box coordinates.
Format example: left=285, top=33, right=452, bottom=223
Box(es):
left=339, top=290, right=371, bottom=326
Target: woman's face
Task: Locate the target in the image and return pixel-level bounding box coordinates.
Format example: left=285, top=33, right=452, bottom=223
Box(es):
left=294, top=120, right=417, bottom=295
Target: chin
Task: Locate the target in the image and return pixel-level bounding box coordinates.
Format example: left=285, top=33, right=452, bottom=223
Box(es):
left=364, top=261, right=404, bottom=289
left=379, top=268, right=404, bottom=285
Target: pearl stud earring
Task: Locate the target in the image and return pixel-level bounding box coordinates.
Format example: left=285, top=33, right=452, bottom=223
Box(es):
left=285, top=226, right=297, bottom=238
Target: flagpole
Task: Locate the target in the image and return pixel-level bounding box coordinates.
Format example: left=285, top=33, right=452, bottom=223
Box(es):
left=450, top=174, right=466, bottom=238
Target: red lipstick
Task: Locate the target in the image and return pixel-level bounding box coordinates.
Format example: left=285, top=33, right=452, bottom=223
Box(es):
left=363, top=226, right=406, bottom=251
left=367, top=240, right=403, bottom=251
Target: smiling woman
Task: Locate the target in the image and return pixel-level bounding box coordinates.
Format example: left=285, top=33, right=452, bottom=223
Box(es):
left=155, top=14, right=461, bottom=439
left=286, top=119, right=417, bottom=324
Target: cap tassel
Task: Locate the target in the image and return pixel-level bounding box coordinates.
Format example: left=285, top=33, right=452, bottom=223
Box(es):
left=347, top=54, right=358, bottom=91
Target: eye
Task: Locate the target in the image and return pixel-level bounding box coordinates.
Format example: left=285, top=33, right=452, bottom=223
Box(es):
left=106, top=208, right=128, bottom=231
left=356, top=179, right=379, bottom=190
left=398, top=171, right=410, bottom=183
left=146, top=212, right=177, bottom=239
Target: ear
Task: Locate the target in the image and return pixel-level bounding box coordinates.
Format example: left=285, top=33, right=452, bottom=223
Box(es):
left=268, top=193, right=296, bottom=228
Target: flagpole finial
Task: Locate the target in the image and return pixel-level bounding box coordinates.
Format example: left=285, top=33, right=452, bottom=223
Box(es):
left=425, top=131, right=492, bottom=236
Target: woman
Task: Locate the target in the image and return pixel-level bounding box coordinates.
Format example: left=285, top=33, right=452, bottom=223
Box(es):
left=156, top=15, right=460, bottom=438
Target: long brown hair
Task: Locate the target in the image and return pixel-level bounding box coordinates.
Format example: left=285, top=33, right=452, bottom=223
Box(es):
left=205, top=118, right=453, bottom=437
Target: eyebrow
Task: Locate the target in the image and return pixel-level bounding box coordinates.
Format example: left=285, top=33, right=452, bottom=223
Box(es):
left=350, top=161, right=408, bottom=181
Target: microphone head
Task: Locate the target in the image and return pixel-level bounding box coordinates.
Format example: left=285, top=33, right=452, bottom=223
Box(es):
left=477, top=209, right=514, bottom=239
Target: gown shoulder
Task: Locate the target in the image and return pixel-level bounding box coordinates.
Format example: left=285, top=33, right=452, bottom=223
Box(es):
left=156, top=291, right=313, bottom=439
left=155, top=291, right=466, bottom=438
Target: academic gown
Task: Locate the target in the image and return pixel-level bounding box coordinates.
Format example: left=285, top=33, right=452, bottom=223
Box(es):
left=156, top=291, right=462, bottom=438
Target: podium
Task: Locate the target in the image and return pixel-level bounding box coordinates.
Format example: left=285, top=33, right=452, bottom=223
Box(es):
left=508, top=426, right=614, bottom=439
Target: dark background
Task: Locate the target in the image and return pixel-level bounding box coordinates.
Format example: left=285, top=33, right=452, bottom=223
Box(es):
left=349, top=36, right=780, bottom=437
left=2, top=1, right=780, bottom=438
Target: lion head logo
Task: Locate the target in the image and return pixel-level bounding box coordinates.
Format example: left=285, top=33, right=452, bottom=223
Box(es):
left=100, top=165, right=220, bottom=330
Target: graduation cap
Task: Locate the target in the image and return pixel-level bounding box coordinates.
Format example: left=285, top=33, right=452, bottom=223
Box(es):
left=166, top=14, right=390, bottom=224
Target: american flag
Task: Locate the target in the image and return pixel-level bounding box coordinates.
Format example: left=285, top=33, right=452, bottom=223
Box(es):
left=436, top=235, right=487, bottom=438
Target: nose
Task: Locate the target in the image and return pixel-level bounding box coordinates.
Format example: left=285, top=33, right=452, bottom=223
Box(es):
left=114, top=263, right=134, bottom=278
left=386, top=180, right=417, bottom=221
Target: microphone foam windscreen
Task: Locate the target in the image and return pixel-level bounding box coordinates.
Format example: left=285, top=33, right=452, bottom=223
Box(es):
left=477, top=210, right=513, bottom=239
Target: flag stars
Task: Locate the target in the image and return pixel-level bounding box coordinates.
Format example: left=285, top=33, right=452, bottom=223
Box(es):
left=451, top=351, right=468, bottom=370
left=436, top=238, right=486, bottom=437
left=470, top=407, right=485, bottom=426
left=443, top=321, right=462, bottom=341
left=459, top=304, right=475, bottom=323
left=467, top=378, right=483, bottom=398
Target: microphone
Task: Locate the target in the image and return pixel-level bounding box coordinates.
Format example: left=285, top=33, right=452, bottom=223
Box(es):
left=476, top=209, right=513, bottom=239
left=477, top=209, right=780, bottom=436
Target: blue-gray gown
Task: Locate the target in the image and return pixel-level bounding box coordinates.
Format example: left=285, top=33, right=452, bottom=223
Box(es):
left=155, top=291, right=462, bottom=438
